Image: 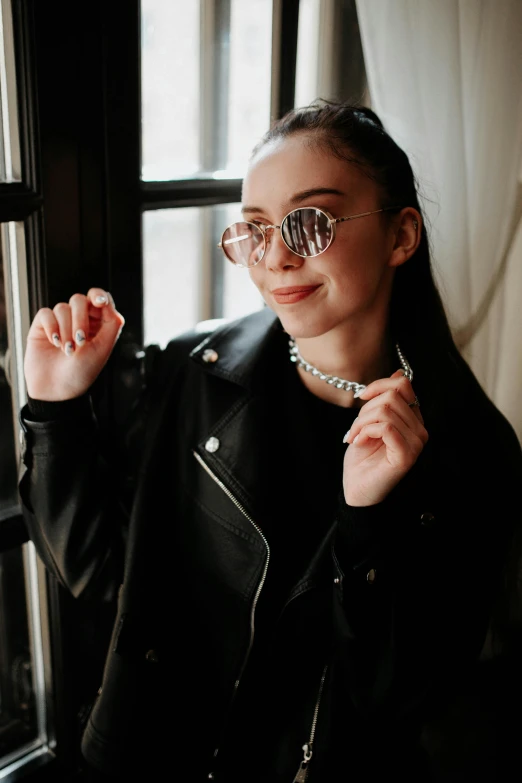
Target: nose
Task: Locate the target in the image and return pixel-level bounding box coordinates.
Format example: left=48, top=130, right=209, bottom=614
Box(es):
left=263, top=228, right=304, bottom=272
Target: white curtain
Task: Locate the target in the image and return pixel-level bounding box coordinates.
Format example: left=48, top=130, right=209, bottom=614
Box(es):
left=355, top=0, right=522, bottom=440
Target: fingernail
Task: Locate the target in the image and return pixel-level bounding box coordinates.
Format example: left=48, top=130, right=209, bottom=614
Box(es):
left=353, top=434, right=360, bottom=444
left=342, top=429, right=351, bottom=443
left=75, top=329, right=85, bottom=345
left=52, top=333, right=61, bottom=346
left=65, top=341, right=74, bottom=356
left=95, top=295, right=108, bottom=304
left=353, top=389, right=363, bottom=399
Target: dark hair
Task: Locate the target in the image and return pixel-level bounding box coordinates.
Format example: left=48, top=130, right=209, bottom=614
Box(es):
left=252, top=99, right=464, bottom=412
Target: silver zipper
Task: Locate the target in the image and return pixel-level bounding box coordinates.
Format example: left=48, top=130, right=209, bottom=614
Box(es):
left=292, top=664, right=329, bottom=783
left=193, top=450, right=270, bottom=775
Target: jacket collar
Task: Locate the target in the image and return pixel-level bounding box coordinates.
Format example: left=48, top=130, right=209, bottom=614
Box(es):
left=189, top=306, right=283, bottom=391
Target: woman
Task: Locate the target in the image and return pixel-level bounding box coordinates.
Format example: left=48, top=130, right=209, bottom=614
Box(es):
left=19, top=102, right=522, bottom=782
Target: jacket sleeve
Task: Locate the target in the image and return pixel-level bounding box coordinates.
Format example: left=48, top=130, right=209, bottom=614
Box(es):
left=18, top=345, right=163, bottom=602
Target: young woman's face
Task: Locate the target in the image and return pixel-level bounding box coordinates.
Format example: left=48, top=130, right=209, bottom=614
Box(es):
left=240, top=134, right=399, bottom=339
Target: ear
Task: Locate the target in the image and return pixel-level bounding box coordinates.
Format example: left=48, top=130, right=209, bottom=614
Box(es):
left=387, top=207, right=422, bottom=269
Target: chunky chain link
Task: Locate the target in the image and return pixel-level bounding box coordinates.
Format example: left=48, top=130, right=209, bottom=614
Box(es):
left=288, top=338, right=413, bottom=396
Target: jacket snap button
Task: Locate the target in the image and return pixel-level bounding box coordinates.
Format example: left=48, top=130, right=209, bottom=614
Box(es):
left=202, top=348, right=218, bottom=363
left=205, top=437, right=220, bottom=453
left=366, top=568, right=377, bottom=584
left=420, top=512, right=435, bottom=527
left=145, top=649, right=159, bottom=663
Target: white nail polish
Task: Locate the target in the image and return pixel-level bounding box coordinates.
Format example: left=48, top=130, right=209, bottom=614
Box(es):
left=75, top=329, right=85, bottom=344
left=52, top=333, right=61, bottom=346
left=353, top=389, right=362, bottom=399
left=353, top=434, right=360, bottom=444
left=343, top=429, right=351, bottom=443
left=95, top=295, right=108, bottom=304
left=65, top=341, right=74, bottom=356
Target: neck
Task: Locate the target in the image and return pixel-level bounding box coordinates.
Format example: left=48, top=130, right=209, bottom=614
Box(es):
left=292, top=322, right=395, bottom=409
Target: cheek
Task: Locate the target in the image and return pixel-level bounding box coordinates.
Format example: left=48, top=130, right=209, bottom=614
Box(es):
left=329, top=240, right=390, bottom=302
left=248, top=266, right=265, bottom=292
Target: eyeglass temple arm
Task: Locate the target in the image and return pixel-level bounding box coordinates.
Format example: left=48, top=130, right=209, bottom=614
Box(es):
left=332, top=206, right=403, bottom=225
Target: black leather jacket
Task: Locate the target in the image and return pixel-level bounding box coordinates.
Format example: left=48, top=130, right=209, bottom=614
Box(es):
left=19, top=308, right=522, bottom=782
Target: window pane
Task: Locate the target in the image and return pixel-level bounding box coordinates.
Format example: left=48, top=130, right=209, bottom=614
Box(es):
left=0, top=221, right=51, bottom=775
left=143, top=208, right=201, bottom=347
left=0, top=0, right=21, bottom=182
left=141, top=0, right=200, bottom=180
left=294, top=0, right=321, bottom=108
left=225, top=0, right=273, bottom=175
left=143, top=205, right=264, bottom=349
left=0, top=238, right=20, bottom=520
left=0, top=546, right=38, bottom=765
left=220, top=203, right=265, bottom=320
left=140, top=0, right=273, bottom=181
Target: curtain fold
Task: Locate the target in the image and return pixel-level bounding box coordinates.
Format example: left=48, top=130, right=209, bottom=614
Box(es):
left=355, top=0, right=522, bottom=439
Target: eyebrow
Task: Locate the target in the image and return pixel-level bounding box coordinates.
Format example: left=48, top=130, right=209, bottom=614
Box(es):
left=242, top=187, right=345, bottom=214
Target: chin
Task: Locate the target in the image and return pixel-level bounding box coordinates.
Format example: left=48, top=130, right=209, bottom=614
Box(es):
left=272, top=308, right=336, bottom=340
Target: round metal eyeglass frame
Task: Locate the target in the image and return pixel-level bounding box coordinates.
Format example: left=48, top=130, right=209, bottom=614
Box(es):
left=218, top=205, right=403, bottom=267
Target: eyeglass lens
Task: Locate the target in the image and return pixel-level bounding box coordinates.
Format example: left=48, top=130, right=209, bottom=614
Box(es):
left=221, top=222, right=265, bottom=267
left=281, top=208, right=332, bottom=257
left=221, top=208, right=333, bottom=267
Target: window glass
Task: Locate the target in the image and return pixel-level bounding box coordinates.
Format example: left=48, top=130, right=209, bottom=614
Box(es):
left=225, top=0, right=272, bottom=175
left=140, top=0, right=273, bottom=181
left=141, top=0, right=200, bottom=180
left=143, top=207, right=201, bottom=347
left=294, top=0, right=321, bottom=108
left=220, top=203, right=265, bottom=320
left=0, top=246, right=19, bottom=519
left=0, top=0, right=21, bottom=182
left=0, top=546, right=38, bottom=765
left=143, top=205, right=264, bottom=348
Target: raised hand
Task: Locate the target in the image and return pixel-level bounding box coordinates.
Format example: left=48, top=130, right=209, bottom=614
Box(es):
left=342, top=370, right=428, bottom=506
left=24, top=288, right=125, bottom=402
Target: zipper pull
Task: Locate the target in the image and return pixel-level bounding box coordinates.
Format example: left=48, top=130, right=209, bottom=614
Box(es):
left=292, top=743, right=313, bottom=783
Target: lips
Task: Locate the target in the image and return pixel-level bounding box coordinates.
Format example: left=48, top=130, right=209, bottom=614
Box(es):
left=271, top=285, right=321, bottom=304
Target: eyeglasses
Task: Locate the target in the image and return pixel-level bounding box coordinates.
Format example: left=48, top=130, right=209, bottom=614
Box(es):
left=218, top=205, right=402, bottom=268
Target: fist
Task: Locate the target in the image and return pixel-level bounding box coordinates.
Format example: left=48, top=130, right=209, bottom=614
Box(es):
left=24, top=287, right=125, bottom=402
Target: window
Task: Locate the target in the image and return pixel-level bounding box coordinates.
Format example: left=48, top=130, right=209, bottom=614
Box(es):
left=0, top=1, right=54, bottom=778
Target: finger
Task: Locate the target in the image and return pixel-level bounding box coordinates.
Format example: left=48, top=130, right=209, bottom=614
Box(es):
left=68, top=293, right=89, bottom=348
left=346, top=395, right=428, bottom=445
left=357, top=371, right=424, bottom=424
left=358, top=387, right=425, bottom=433
left=28, top=307, right=62, bottom=348
left=53, top=303, right=75, bottom=356
left=87, top=287, right=111, bottom=308
left=352, top=422, right=423, bottom=467
left=358, top=371, right=414, bottom=404
left=85, top=288, right=125, bottom=341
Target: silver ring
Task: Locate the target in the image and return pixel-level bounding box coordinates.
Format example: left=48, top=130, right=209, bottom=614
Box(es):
left=408, top=396, right=420, bottom=408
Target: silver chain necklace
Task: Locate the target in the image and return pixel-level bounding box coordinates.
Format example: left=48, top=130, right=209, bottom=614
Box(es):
left=288, top=337, right=413, bottom=397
